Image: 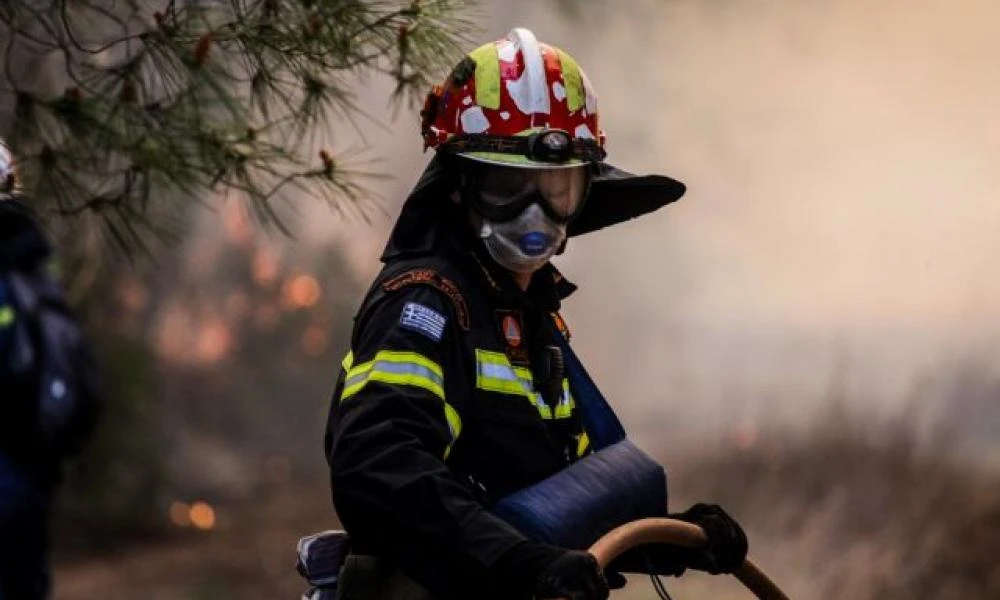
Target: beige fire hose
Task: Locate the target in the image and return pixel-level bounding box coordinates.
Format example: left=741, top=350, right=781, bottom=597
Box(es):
left=582, top=517, right=791, bottom=600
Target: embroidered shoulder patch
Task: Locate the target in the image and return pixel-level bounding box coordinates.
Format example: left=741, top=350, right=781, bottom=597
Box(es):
left=399, top=302, right=447, bottom=342
left=382, top=269, right=470, bottom=330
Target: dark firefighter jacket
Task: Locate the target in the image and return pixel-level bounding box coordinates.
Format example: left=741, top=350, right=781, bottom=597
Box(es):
left=325, top=156, right=684, bottom=600
left=0, top=199, right=101, bottom=484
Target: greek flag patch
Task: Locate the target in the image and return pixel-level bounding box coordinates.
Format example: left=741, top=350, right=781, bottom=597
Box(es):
left=399, top=302, right=447, bottom=342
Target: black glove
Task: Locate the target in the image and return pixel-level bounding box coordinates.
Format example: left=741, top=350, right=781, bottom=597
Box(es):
left=493, top=542, right=609, bottom=600
left=605, top=570, right=627, bottom=590
left=535, top=550, right=610, bottom=600
left=671, top=503, right=748, bottom=574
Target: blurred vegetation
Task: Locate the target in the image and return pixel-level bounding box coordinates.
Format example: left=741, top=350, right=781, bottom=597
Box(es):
left=50, top=204, right=365, bottom=554
left=54, top=333, right=166, bottom=556
left=0, top=0, right=475, bottom=255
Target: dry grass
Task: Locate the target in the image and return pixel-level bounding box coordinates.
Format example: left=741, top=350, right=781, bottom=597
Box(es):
left=656, top=410, right=1000, bottom=600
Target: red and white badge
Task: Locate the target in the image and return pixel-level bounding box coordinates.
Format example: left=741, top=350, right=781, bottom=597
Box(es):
left=502, top=314, right=522, bottom=348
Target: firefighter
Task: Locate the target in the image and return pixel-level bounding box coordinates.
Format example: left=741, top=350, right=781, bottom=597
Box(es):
left=325, top=28, right=747, bottom=600
left=0, top=140, right=102, bottom=599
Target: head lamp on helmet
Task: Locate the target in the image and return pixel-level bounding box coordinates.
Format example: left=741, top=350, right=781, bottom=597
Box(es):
left=440, top=129, right=606, bottom=166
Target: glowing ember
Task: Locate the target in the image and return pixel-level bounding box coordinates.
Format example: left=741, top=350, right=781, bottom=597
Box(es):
left=195, top=322, right=233, bottom=364
left=189, top=501, right=216, bottom=531
left=283, top=274, right=321, bottom=309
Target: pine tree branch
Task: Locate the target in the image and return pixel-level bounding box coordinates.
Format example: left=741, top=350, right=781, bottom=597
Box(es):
left=0, top=0, right=478, bottom=256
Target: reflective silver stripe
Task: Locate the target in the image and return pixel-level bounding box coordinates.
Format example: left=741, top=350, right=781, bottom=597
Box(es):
left=479, top=361, right=519, bottom=382
left=371, top=359, right=443, bottom=387
left=342, top=351, right=445, bottom=401
left=344, top=368, right=371, bottom=390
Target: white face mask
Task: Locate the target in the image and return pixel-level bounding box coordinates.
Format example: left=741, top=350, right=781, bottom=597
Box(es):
left=478, top=203, right=567, bottom=273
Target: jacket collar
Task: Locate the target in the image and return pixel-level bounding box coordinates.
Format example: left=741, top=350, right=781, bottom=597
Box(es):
left=463, top=239, right=576, bottom=313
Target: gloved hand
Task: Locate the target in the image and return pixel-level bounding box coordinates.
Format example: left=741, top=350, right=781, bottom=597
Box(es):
left=534, top=550, right=610, bottom=600
left=671, top=503, right=748, bottom=574
left=493, top=541, right=610, bottom=600
left=605, top=570, right=628, bottom=590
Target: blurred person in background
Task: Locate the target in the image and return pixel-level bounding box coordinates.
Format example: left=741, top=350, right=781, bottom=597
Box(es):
left=323, top=29, right=747, bottom=600
left=0, top=140, right=102, bottom=600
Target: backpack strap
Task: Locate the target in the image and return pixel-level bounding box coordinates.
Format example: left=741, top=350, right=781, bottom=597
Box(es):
left=5, top=269, right=100, bottom=455
left=0, top=273, right=34, bottom=374
left=548, top=316, right=625, bottom=451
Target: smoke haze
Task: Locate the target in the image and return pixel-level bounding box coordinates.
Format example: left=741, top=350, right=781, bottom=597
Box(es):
left=300, top=0, right=1000, bottom=455
left=49, top=3, right=1000, bottom=597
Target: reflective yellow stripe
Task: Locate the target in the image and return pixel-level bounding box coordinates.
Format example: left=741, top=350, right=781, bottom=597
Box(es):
left=340, top=349, right=459, bottom=460
left=576, top=431, right=590, bottom=457
left=475, top=349, right=527, bottom=396
left=0, top=304, right=14, bottom=328
left=470, top=43, right=501, bottom=109
left=342, top=360, right=376, bottom=398
left=554, top=379, right=574, bottom=419
left=475, top=349, right=575, bottom=420
left=556, top=49, right=584, bottom=112
left=443, top=404, right=463, bottom=461
left=341, top=350, right=444, bottom=401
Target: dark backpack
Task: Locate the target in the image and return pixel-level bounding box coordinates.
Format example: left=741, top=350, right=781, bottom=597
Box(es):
left=0, top=265, right=101, bottom=459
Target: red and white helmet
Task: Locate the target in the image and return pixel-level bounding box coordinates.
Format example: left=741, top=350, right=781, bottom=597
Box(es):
left=421, top=28, right=606, bottom=168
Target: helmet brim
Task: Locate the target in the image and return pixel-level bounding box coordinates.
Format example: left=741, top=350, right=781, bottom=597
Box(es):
left=567, top=162, right=686, bottom=237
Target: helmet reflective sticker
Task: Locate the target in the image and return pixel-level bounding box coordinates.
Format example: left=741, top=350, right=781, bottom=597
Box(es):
left=504, top=28, right=550, bottom=117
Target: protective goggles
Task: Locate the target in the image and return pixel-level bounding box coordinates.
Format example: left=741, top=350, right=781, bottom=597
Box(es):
left=465, top=161, right=591, bottom=224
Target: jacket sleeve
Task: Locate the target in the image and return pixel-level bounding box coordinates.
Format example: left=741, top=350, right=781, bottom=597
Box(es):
left=325, top=285, right=544, bottom=599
